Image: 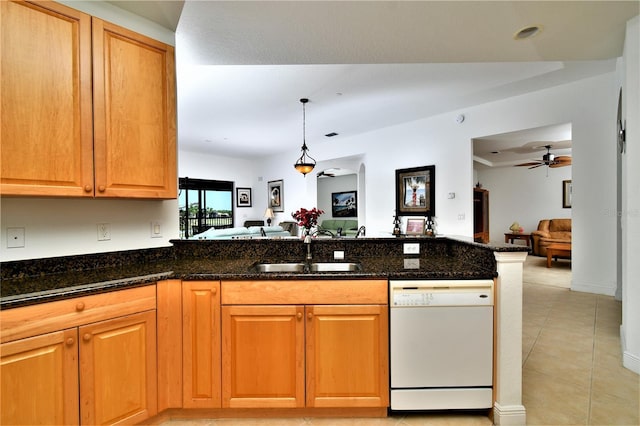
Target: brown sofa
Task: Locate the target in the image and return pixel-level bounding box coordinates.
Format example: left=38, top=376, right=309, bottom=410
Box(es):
left=531, top=219, right=571, bottom=256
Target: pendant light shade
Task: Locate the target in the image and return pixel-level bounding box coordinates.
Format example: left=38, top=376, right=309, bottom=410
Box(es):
left=294, top=98, right=316, bottom=176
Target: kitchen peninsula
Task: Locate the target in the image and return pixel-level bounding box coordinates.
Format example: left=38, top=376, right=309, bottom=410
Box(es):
left=0, top=237, right=528, bottom=425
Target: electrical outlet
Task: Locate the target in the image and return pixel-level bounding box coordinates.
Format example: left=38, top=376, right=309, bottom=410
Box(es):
left=7, top=227, right=25, bottom=248
left=458, top=213, right=465, bottom=220
left=97, top=223, right=111, bottom=241
left=403, top=258, right=420, bottom=269
left=403, top=243, right=420, bottom=254
left=334, top=250, right=345, bottom=260
left=150, top=221, right=162, bottom=238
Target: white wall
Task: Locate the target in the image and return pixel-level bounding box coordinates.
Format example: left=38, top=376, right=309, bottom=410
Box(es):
left=476, top=165, right=572, bottom=243
left=317, top=174, right=358, bottom=221
left=178, top=150, right=262, bottom=225
left=0, top=198, right=178, bottom=261
left=57, top=0, right=175, bottom=45
left=621, top=16, right=640, bottom=374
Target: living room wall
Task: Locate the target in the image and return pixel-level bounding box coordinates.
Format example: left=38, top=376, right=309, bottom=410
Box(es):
left=475, top=164, right=572, bottom=245
left=255, top=71, right=617, bottom=300
left=317, top=174, right=358, bottom=221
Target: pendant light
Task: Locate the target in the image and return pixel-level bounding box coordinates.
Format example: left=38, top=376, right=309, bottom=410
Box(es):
left=294, top=98, right=316, bottom=176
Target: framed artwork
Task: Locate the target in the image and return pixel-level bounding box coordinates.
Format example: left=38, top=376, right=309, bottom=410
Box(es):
left=268, top=179, right=284, bottom=212
left=395, top=165, right=436, bottom=216
left=236, top=187, right=252, bottom=207
left=331, top=191, right=357, bottom=217
left=405, top=218, right=425, bottom=235
left=562, top=179, right=572, bottom=208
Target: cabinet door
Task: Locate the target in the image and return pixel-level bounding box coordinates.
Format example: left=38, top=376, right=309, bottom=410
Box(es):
left=0, top=0, right=94, bottom=197
left=306, top=305, right=389, bottom=408
left=79, top=310, right=157, bottom=425
left=92, top=18, right=176, bottom=199
left=222, top=305, right=304, bottom=408
left=1, top=329, right=79, bottom=425
left=183, top=281, right=221, bottom=408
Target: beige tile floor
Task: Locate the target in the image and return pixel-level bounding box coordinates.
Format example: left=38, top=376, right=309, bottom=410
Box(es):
left=163, top=256, right=639, bottom=426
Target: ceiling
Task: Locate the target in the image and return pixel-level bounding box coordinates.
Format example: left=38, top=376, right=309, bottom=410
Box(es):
left=110, top=1, right=638, bottom=166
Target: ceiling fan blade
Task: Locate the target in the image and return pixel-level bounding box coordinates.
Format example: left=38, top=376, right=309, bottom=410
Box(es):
left=528, top=164, right=546, bottom=169
left=554, top=155, right=572, bottom=162
left=549, top=162, right=570, bottom=168
left=515, top=161, right=542, bottom=167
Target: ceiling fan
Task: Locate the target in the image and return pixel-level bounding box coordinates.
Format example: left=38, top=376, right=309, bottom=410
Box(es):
left=515, top=145, right=572, bottom=169
left=317, top=170, right=336, bottom=178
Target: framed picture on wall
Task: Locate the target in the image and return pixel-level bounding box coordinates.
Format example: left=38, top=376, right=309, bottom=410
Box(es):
left=405, top=218, right=425, bottom=235
left=268, top=179, right=284, bottom=212
left=395, top=165, right=436, bottom=216
left=331, top=191, right=357, bottom=217
left=236, top=187, right=252, bottom=207
left=562, top=179, right=572, bottom=208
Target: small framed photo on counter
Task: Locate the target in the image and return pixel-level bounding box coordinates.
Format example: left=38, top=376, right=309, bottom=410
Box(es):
left=405, top=218, right=425, bottom=235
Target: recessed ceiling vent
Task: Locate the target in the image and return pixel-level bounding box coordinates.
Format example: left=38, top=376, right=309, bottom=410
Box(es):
left=514, top=25, right=542, bottom=40
left=325, top=132, right=339, bottom=137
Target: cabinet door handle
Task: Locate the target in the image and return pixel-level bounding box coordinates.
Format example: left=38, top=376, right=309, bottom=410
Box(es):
left=84, top=185, right=92, bottom=193
left=75, top=302, right=85, bottom=311
left=212, top=287, right=217, bottom=295
left=66, top=338, right=75, bottom=346
left=98, top=185, right=106, bottom=193
left=307, top=312, right=313, bottom=320
left=296, top=312, right=303, bottom=320
left=83, top=333, right=91, bottom=342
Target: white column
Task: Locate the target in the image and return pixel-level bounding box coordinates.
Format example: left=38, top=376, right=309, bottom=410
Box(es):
left=493, top=251, right=527, bottom=425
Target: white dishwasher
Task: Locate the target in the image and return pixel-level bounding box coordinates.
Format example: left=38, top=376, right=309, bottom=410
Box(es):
left=389, top=279, right=494, bottom=411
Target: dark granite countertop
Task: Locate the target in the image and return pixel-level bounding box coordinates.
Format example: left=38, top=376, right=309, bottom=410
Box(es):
left=1, top=237, right=525, bottom=309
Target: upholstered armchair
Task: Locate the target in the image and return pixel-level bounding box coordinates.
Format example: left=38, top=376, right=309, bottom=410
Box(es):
left=531, top=219, right=572, bottom=256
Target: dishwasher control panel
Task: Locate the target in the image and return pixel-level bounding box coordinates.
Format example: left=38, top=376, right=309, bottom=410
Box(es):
left=390, top=279, right=494, bottom=307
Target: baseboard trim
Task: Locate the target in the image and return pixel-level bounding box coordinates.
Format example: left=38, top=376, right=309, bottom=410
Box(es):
left=623, top=351, right=640, bottom=374
left=493, top=402, right=526, bottom=425
left=571, top=282, right=616, bottom=296
left=620, top=324, right=639, bottom=374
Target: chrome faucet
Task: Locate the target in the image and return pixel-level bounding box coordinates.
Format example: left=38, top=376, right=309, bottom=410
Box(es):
left=355, top=225, right=366, bottom=238
left=304, top=234, right=312, bottom=261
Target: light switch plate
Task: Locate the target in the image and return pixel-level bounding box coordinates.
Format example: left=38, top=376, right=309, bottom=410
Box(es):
left=403, top=243, right=420, bottom=254
left=150, top=221, right=162, bottom=238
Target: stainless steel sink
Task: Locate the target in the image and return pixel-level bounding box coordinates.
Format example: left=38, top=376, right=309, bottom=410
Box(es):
left=309, top=262, right=362, bottom=272
left=252, top=263, right=307, bottom=273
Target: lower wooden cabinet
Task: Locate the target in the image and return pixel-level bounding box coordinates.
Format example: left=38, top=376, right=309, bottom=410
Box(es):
left=1, top=329, right=80, bottom=425
left=306, top=305, right=388, bottom=408
left=221, top=303, right=388, bottom=409
left=222, top=305, right=305, bottom=408
left=79, top=310, right=157, bottom=425
left=182, top=281, right=221, bottom=408
left=0, top=285, right=157, bottom=426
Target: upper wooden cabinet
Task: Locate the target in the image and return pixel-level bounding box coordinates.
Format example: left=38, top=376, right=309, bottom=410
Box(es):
left=92, top=18, right=176, bottom=199
left=0, top=0, right=177, bottom=199
left=0, top=1, right=93, bottom=197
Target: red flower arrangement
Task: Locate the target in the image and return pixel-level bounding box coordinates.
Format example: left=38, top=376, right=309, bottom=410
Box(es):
left=292, top=207, right=324, bottom=230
